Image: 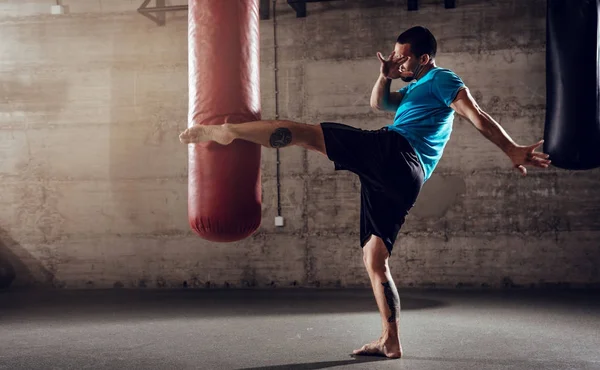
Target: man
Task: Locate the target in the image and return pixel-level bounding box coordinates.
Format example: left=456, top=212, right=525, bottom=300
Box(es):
left=179, top=26, right=550, bottom=358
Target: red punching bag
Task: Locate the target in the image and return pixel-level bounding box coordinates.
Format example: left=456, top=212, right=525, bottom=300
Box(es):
left=187, top=0, right=262, bottom=242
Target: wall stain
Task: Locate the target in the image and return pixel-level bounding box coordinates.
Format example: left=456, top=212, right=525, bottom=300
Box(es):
left=412, top=175, right=467, bottom=219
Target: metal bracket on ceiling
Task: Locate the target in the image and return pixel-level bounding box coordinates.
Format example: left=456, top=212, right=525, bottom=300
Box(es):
left=444, top=0, right=456, bottom=9
left=137, top=0, right=187, bottom=26
left=260, top=0, right=271, bottom=20
left=408, top=0, right=418, bottom=11
left=286, top=0, right=340, bottom=18
left=287, top=0, right=307, bottom=17
left=408, top=0, right=457, bottom=11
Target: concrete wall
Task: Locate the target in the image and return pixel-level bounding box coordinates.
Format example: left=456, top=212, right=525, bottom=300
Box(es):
left=1, top=0, right=598, bottom=290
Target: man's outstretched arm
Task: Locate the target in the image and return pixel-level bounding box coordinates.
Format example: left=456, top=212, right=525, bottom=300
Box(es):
left=450, top=88, right=551, bottom=175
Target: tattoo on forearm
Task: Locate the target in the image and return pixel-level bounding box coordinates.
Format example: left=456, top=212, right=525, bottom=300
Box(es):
left=382, top=281, right=399, bottom=323
left=269, top=128, right=292, bottom=148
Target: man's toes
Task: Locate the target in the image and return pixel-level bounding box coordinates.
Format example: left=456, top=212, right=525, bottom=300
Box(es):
left=352, top=344, right=370, bottom=355
left=352, top=343, right=383, bottom=356
left=352, top=347, right=365, bottom=355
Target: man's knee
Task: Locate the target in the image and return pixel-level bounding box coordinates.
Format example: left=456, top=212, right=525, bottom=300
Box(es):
left=362, top=235, right=389, bottom=273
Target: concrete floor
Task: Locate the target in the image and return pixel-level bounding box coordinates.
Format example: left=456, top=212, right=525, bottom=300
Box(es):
left=0, top=289, right=599, bottom=370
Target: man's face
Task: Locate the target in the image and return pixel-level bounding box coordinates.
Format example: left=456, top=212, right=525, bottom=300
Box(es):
left=394, top=43, right=420, bottom=82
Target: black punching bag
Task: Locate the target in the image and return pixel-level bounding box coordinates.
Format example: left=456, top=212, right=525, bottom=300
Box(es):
left=544, top=0, right=600, bottom=170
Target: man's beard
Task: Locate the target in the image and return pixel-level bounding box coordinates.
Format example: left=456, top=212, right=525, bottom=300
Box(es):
left=400, top=63, right=424, bottom=82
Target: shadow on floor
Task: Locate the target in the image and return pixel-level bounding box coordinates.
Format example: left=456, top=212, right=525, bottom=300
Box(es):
left=402, top=355, right=596, bottom=369
left=237, top=355, right=388, bottom=370
left=236, top=351, right=600, bottom=370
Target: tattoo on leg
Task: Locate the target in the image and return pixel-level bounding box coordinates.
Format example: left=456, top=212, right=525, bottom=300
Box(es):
left=382, top=281, right=399, bottom=323
left=269, top=128, right=292, bottom=148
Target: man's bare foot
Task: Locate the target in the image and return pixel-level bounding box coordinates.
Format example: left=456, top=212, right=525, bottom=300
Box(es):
left=352, top=337, right=402, bottom=359
left=179, top=124, right=234, bottom=145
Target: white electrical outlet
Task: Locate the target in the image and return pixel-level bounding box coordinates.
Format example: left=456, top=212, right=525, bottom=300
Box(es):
left=275, top=216, right=284, bottom=227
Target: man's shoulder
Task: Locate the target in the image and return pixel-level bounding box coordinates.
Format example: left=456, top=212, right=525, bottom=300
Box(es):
left=427, top=67, right=465, bottom=90
left=430, top=67, right=461, bottom=80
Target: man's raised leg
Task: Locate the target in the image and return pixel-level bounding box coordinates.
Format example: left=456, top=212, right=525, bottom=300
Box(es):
left=179, top=120, right=327, bottom=155
left=353, top=235, right=402, bottom=358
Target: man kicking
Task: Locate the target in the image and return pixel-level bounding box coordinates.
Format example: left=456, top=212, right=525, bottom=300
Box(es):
left=179, top=26, right=550, bottom=358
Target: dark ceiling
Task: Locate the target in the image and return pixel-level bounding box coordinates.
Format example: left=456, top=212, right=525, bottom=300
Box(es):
left=137, top=0, right=457, bottom=26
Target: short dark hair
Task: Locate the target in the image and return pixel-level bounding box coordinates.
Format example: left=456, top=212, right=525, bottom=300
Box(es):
left=396, top=26, right=437, bottom=58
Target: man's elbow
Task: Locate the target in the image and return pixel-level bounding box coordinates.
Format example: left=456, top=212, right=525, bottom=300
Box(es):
left=371, top=102, right=384, bottom=112
left=370, top=97, right=387, bottom=111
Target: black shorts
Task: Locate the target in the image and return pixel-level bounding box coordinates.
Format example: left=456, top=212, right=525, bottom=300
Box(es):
left=320, top=122, right=424, bottom=255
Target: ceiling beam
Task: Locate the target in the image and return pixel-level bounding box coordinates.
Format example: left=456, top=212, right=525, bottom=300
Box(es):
left=137, top=0, right=454, bottom=26
left=287, top=0, right=306, bottom=17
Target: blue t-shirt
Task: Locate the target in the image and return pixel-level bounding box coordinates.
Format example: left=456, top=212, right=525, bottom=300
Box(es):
left=387, top=67, right=465, bottom=182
